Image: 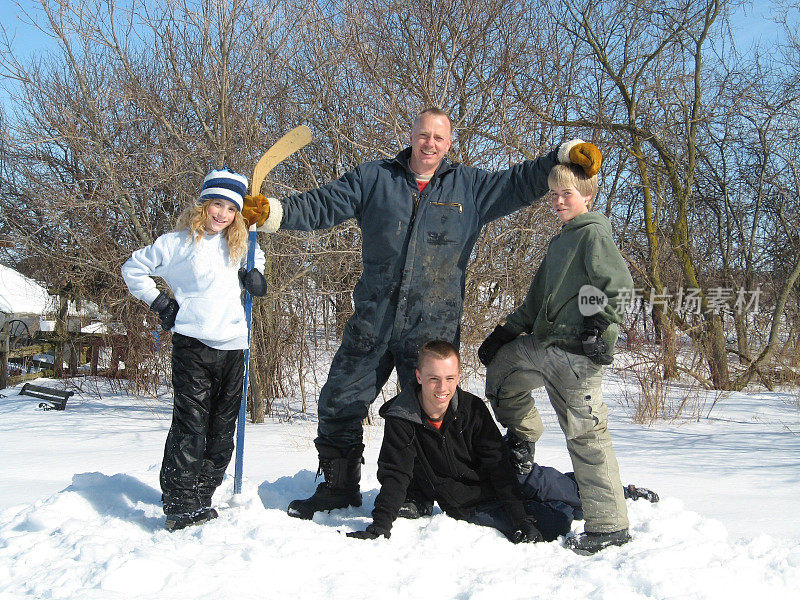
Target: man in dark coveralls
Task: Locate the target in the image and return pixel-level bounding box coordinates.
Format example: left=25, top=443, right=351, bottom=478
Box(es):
left=242, top=108, right=602, bottom=519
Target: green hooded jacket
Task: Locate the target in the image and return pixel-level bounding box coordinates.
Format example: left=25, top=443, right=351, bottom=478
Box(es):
left=504, top=211, right=633, bottom=356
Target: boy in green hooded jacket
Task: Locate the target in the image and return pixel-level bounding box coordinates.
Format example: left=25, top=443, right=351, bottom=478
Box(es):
left=478, top=162, right=634, bottom=555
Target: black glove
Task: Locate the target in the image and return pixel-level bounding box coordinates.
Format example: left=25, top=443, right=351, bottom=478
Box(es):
left=150, top=292, right=179, bottom=331
left=346, top=523, right=391, bottom=540
left=511, top=516, right=544, bottom=544
left=581, top=316, right=613, bottom=365
left=477, top=324, right=516, bottom=366
left=238, top=267, right=267, bottom=297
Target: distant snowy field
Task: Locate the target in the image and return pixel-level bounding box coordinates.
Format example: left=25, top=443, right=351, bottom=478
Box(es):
left=1, top=367, right=799, bottom=599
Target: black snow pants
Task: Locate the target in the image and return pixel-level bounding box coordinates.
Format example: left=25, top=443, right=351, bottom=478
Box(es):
left=463, top=464, right=584, bottom=542
left=160, top=333, right=244, bottom=515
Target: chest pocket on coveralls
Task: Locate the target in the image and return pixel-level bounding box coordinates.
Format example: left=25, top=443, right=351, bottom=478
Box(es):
left=424, top=201, right=464, bottom=249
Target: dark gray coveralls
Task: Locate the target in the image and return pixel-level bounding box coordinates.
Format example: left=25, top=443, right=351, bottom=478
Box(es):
left=278, top=147, right=558, bottom=447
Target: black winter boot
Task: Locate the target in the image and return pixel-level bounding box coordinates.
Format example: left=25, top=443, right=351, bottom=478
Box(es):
left=397, top=494, right=434, bottom=519
left=623, top=484, right=659, bottom=503
left=504, top=431, right=535, bottom=475
left=565, top=529, right=631, bottom=555
left=197, top=489, right=214, bottom=509
left=164, top=507, right=219, bottom=532
left=287, top=443, right=364, bottom=520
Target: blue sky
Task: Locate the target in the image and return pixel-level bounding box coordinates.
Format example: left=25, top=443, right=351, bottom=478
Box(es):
left=0, top=1, right=52, bottom=60
left=0, top=1, right=792, bottom=114
left=0, top=1, right=53, bottom=112
left=728, top=0, right=789, bottom=48
left=0, top=1, right=788, bottom=51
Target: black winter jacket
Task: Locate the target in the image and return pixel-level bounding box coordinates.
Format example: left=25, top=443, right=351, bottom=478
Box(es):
left=371, top=385, right=527, bottom=533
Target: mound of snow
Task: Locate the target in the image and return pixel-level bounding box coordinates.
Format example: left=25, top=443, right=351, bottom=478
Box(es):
left=1, top=469, right=798, bottom=600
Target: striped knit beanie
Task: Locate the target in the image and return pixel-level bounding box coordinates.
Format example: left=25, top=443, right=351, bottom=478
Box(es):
left=199, top=168, right=248, bottom=211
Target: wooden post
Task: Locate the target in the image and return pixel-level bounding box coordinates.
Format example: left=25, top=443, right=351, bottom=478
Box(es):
left=0, top=334, right=8, bottom=390
left=54, top=342, right=63, bottom=377
left=110, top=341, right=121, bottom=377
left=68, top=338, right=79, bottom=375
left=90, top=341, right=99, bottom=375
left=54, top=295, right=69, bottom=377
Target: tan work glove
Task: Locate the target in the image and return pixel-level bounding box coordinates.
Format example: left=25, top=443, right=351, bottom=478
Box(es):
left=568, top=142, right=603, bottom=176
left=242, top=193, right=271, bottom=228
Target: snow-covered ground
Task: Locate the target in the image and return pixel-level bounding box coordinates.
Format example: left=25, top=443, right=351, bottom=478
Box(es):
left=1, top=368, right=799, bottom=599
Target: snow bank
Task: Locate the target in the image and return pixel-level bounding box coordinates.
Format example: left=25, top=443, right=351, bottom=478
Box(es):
left=1, top=376, right=799, bottom=599
left=1, top=468, right=798, bottom=600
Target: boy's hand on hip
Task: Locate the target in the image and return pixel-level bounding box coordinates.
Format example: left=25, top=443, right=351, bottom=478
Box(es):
left=581, top=317, right=613, bottom=365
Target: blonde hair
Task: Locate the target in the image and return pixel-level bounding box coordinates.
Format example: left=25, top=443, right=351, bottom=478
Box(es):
left=174, top=200, right=249, bottom=263
left=548, top=164, right=598, bottom=208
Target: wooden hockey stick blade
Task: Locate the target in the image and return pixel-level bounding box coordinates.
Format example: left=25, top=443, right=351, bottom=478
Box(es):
left=251, top=125, right=313, bottom=195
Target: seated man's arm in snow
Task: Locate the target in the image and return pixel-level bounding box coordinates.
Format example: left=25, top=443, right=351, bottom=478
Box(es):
left=369, top=418, right=418, bottom=534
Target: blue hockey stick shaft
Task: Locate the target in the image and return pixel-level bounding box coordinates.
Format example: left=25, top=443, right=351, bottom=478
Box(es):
left=233, top=229, right=258, bottom=494
left=231, top=125, right=312, bottom=495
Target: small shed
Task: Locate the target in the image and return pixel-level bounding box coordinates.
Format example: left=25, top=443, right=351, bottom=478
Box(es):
left=0, top=264, right=51, bottom=344
left=0, top=263, right=109, bottom=387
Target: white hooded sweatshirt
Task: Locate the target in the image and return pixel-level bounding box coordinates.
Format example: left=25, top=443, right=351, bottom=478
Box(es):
left=122, top=230, right=266, bottom=350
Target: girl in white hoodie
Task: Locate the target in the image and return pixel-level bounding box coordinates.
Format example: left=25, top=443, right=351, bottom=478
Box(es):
left=122, top=168, right=266, bottom=531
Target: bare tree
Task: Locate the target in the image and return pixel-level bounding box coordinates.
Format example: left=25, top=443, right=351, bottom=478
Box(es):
left=3, top=0, right=797, bottom=415
left=0, top=0, right=303, bottom=403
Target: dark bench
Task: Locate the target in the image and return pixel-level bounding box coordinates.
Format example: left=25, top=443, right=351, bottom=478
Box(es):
left=19, top=383, right=74, bottom=411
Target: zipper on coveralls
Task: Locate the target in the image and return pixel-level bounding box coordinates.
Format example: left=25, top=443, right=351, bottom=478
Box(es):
left=430, top=201, right=463, bottom=213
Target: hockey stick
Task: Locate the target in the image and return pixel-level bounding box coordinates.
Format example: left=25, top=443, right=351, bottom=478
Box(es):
left=233, top=125, right=313, bottom=496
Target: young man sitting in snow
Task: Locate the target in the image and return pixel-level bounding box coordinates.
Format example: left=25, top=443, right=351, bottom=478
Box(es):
left=346, top=340, right=658, bottom=549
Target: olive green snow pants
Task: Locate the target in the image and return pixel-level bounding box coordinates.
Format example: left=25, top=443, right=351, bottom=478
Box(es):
left=485, top=335, right=629, bottom=533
